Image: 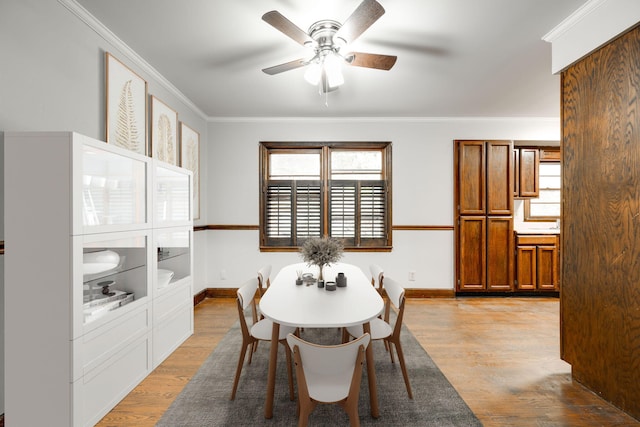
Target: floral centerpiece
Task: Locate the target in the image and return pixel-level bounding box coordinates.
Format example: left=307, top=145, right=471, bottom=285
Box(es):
left=300, top=237, right=344, bottom=280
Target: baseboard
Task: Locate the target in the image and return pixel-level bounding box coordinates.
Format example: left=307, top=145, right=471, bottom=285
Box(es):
left=196, top=287, right=455, bottom=303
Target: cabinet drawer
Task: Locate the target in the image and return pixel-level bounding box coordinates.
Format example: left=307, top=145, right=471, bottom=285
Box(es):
left=516, top=235, right=557, bottom=245
left=153, top=280, right=192, bottom=324
left=153, top=303, right=193, bottom=367
left=78, top=303, right=150, bottom=380
left=78, top=333, right=151, bottom=426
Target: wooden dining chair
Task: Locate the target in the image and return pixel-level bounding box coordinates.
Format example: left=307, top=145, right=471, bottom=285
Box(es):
left=230, top=277, right=296, bottom=400
left=345, top=276, right=413, bottom=398
left=286, top=332, right=371, bottom=427
left=257, top=264, right=272, bottom=297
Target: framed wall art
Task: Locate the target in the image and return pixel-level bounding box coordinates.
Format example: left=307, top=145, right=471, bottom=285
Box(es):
left=105, top=52, right=148, bottom=155
left=180, top=122, right=200, bottom=219
left=151, top=95, right=178, bottom=165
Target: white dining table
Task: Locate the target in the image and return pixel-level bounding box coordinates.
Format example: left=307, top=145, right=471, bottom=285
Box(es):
left=259, top=262, right=384, bottom=419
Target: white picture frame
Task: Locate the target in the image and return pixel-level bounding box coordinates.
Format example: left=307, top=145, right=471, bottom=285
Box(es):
left=180, top=122, right=200, bottom=219
left=151, top=95, right=178, bottom=165
left=105, top=52, right=148, bottom=155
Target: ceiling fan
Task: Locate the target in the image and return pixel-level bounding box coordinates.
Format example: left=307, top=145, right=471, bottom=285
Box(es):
left=261, top=0, right=397, bottom=93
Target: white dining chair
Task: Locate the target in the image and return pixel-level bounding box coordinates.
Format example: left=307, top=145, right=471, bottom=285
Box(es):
left=345, top=276, right=413, bottom=398
left=287, top=332, right=371, bottom=427
left=230, top=277, right=296, bottom=400
left=369, top=264, right=384, bottom=292
left=257, top=264, right=272, bottom=297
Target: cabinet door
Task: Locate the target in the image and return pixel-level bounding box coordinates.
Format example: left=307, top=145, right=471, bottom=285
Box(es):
left=519, top=148, right=540, bottom=197
left=457, top=141, right=486, bottom=215
left=537, top=245, right=558, bottom=290
left=487, top=141, right=513, bottom=215
left=513, top=148, right=520, bottom=197
left=458, top=216, right=486, bottom=290
left=487, top=216, right=514, bottom=290
left=516, top=246, right=537, bottom=290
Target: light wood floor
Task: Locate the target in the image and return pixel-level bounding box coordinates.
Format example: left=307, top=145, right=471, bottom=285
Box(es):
left=97, top=297, right=640, bottom=426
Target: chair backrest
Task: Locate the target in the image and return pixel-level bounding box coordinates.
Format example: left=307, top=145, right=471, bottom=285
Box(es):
left=369, top=264, right=384, bottom=290
left=287, top=332, right=370, bottom=402
left=257, top=265, right=272, bottom=294
left=382, top=276, right=406, bottom=336
left=236, top=277, right=259, bottom=336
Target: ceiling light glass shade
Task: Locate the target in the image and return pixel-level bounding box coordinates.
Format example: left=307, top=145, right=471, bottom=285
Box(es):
left=324, top=53, right=344, bottom=87
left=304, top=62, right=322, bottom=85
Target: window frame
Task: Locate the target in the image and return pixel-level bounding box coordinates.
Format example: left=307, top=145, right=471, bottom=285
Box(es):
left=259, top=141, right=392, bottom=252
left=524, top=159, right=561, bottom=221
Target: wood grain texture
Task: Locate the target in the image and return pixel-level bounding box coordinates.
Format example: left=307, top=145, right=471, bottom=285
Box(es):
left=561, top=24, right=640, bottom=419
left=95, top=297, right=639, bottom=426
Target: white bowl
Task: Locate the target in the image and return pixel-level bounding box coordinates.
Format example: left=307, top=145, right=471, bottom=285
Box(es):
left=83, top=250, right=120, bottom=275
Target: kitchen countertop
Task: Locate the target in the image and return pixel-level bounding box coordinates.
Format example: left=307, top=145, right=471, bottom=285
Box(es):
left=514, top=229, right=560, bottom=235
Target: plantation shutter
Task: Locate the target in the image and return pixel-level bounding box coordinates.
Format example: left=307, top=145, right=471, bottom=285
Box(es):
left=360, top=181, right=386, bottom=243
left=330, top=181, right=357, bottom=246
left=264, top=180, right=321, bottom=246
left=295, top=181, right=322, bottom=242
left=330, top=180, right=387, bottom=247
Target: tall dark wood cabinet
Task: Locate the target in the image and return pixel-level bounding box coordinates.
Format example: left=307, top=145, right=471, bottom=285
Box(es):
left=455, top=140, right=514, bottom=292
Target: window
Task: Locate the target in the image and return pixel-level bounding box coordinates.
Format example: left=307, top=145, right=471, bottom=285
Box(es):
left=259, top=142, right=392, bottom=250
left=525, top=161, right=561, bottom=220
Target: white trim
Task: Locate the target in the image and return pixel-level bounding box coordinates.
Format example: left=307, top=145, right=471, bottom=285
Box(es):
left=542, top=0, right=608, bottom=42
left=58, top=0, right=208, bottom=121
left=542, top=0, right=640, bottom=73
left=207, top=116, right=561, bottom=124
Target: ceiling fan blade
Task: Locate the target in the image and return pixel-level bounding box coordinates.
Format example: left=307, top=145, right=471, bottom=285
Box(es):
left=335, top=0, right=385, bottom=44
left=262, top=58, right=308, bottom=75
left=262, top=11, right=313, bottom=46
left=347, top=52, right=397, bottom=70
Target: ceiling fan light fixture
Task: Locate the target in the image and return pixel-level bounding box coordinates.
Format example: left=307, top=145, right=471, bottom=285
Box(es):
left=324, top=53, right=344, bottom=87
left=304, top=61, right=322, bottom=85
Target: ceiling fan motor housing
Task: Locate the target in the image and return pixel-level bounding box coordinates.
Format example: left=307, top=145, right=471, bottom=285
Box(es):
left=307, top=20, right=346, bottom=58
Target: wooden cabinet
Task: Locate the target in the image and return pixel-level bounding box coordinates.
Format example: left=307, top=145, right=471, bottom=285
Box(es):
left=513, top=147, right=539, bottom=198
left=458, top=140, right=513, bottom=215
left=516, top=234, right=559, bottom=291
left=456, top=140, right=514, bottom=292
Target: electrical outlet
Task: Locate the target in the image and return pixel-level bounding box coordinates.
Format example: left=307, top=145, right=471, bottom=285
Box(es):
left=408, top=271, right=416, bottom=281
left=220, top=269, right=227, bottom=280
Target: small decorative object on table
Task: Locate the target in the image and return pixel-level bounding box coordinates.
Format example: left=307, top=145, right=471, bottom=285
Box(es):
left=336, top=272, right=347, bottom=287
left=299, top=237, right=344, bottom=281
left=317, top=279, right=325, bottom=288
left=325, top=281, right=337, bottom=291
left=296, top=270, right=303, bottom=286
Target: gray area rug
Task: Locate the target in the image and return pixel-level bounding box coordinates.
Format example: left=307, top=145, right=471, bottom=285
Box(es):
left=157, top=320, right=482, bottom=426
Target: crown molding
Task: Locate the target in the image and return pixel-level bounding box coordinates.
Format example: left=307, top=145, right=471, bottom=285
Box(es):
left=542, top=0, right=607, bottom=42
left=58, top=0, right=208, bottom=121
left=206, top=116, right=560, bottom=124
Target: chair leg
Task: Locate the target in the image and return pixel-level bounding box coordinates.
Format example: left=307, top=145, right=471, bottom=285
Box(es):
left=392, top=338, right=413, bottom=399
left=230, top=340, right=251, bottom=400
left=283, top=341, right=295, bottom=401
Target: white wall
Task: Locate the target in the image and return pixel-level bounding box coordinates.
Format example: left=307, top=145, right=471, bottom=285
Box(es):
left=203, top=118, right=560, bottom=291
left=0, top=0, right=209, bottom=414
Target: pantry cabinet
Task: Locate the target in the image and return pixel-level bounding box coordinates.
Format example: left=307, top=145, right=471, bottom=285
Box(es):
left=456, top=140, right=514, bottom=291
left=5, top=132, right=193, bottom=426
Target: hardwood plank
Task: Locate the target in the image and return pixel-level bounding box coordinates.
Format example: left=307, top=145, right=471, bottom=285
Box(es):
left=96, top=297, right=639, bottom=426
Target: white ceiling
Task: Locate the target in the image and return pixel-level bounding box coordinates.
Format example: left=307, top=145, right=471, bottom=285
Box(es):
left=76, top=0, right=586, bottom=119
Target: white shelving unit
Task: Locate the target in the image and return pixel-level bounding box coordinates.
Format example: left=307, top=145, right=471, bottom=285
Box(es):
left=4, top=131, right=193, bottom=426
